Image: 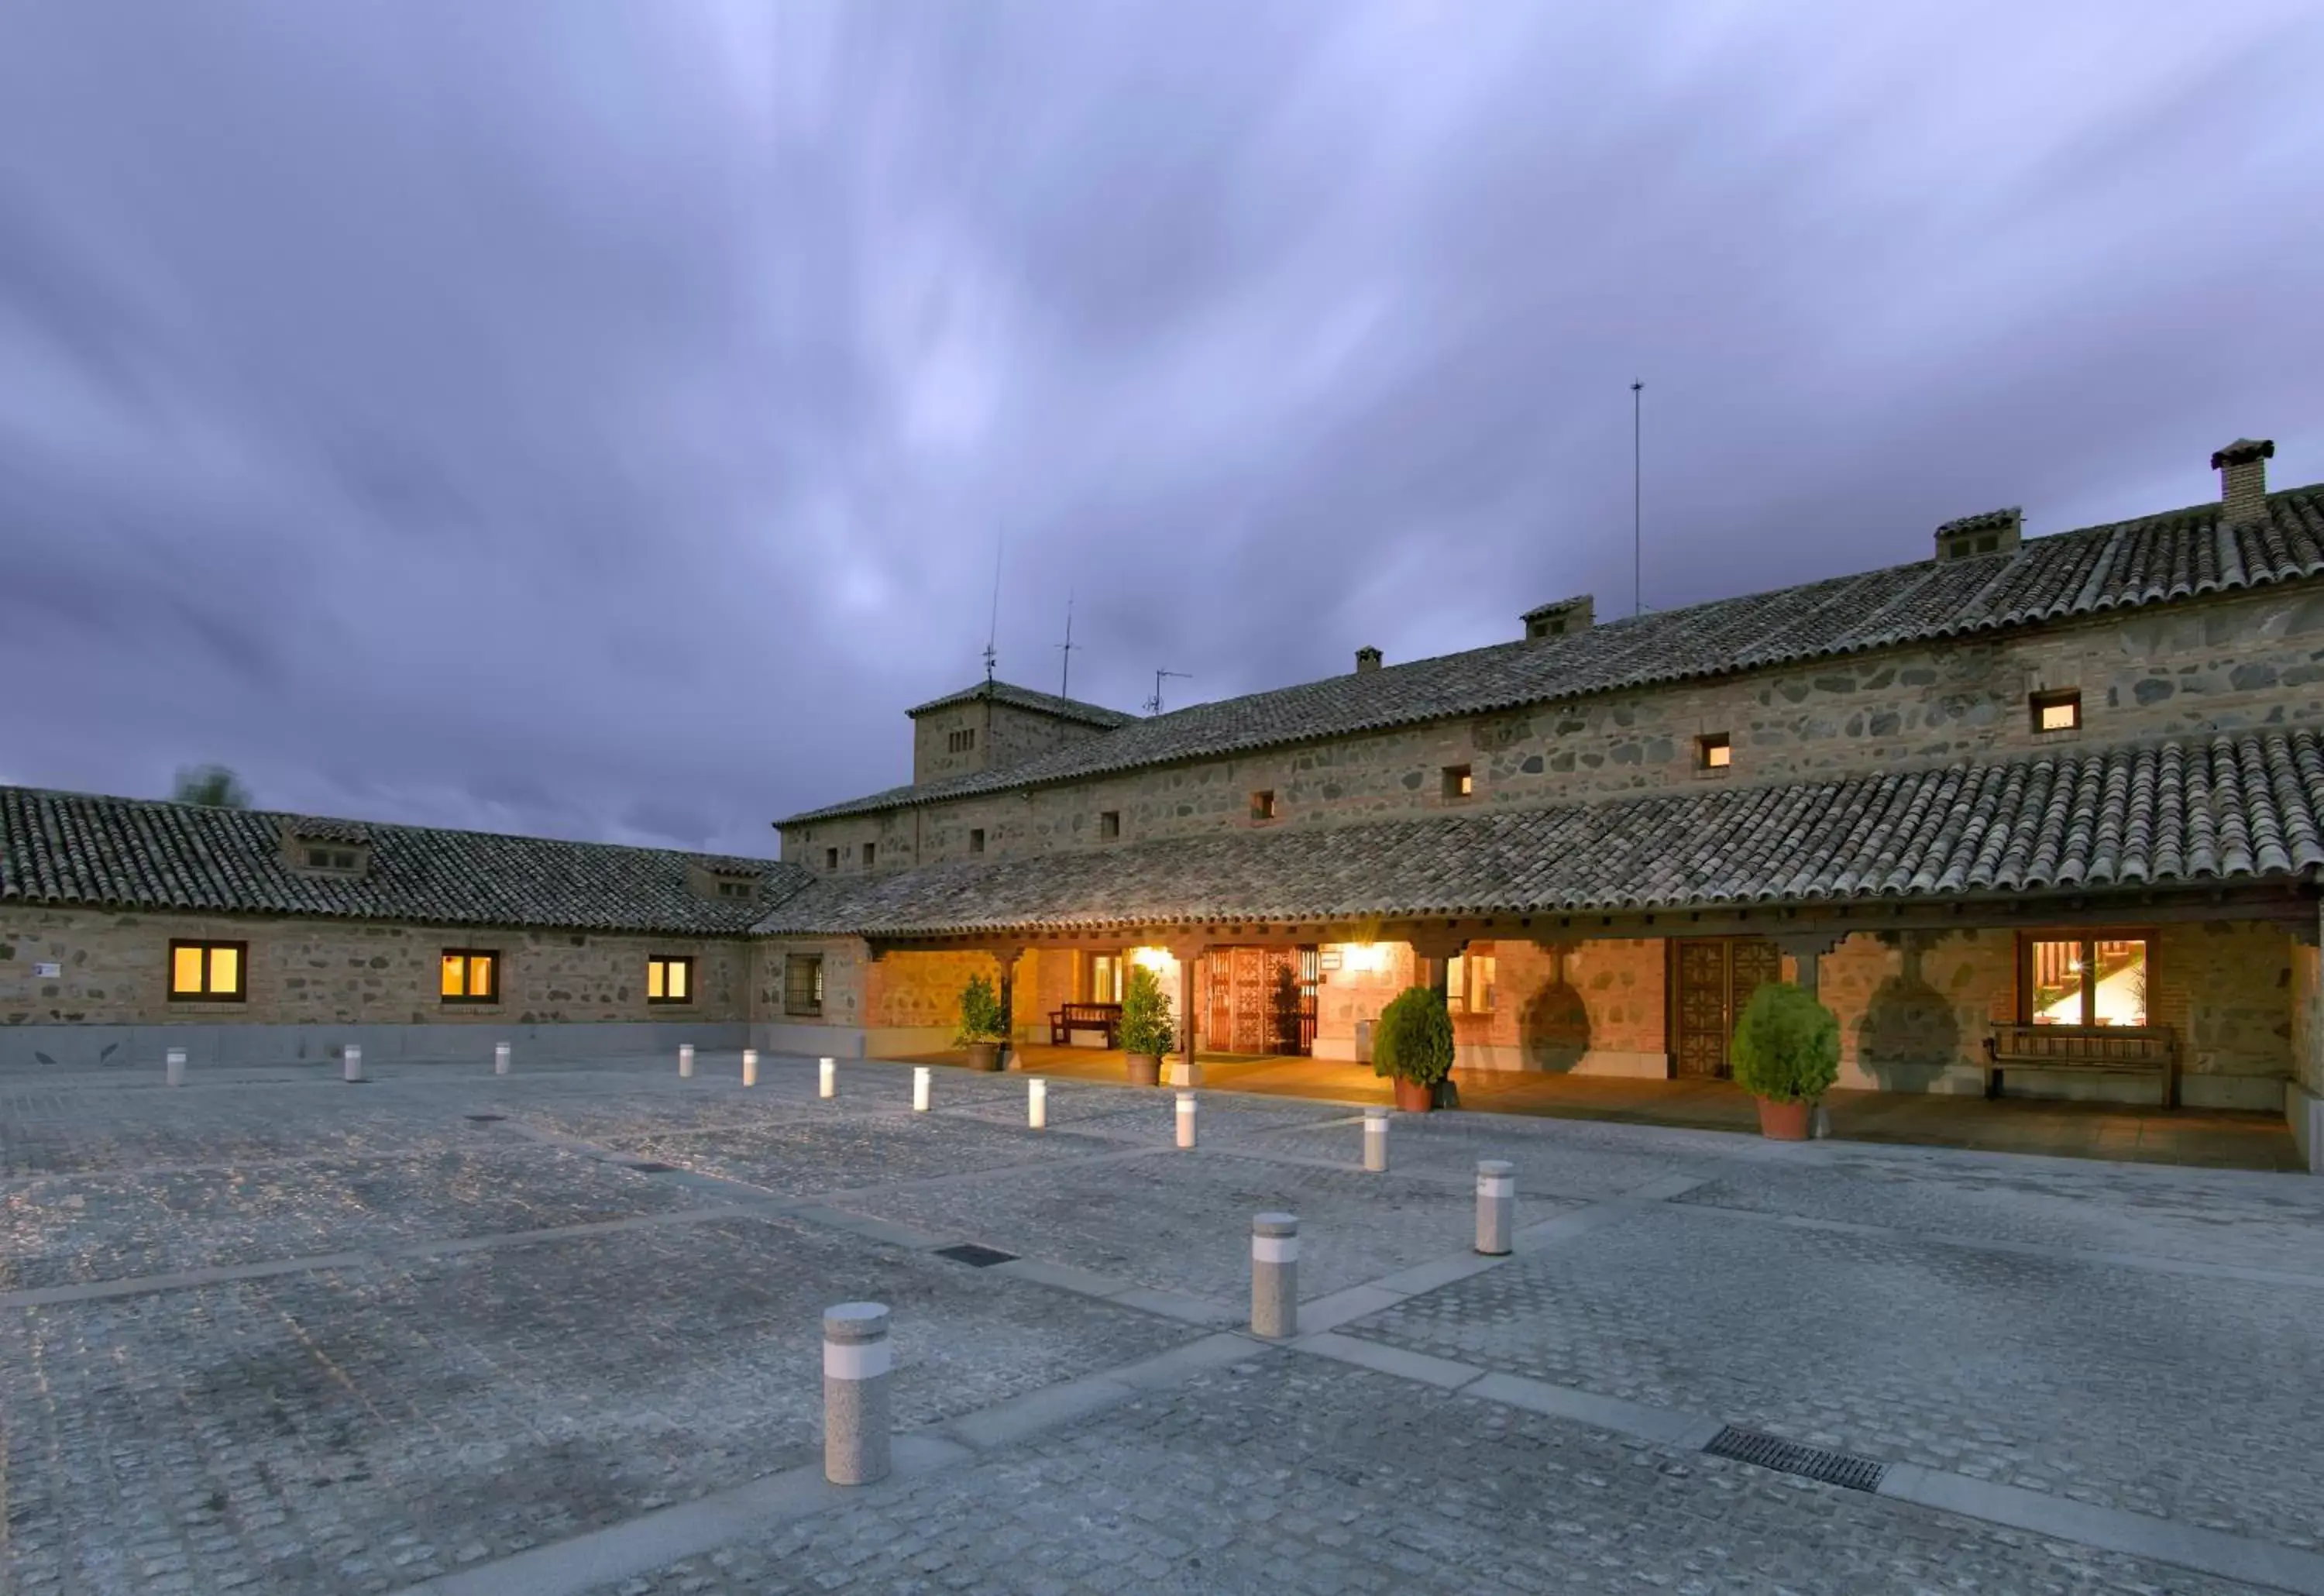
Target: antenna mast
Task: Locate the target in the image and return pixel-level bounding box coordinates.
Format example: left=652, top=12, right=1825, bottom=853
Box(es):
left=1146, top=667, right=1191, bottom=715
left=1056, top=590, right=1078, bottom=699
left=1631, top=380, right=1644, bottom=617
left=983, top=531, right=1005, bottom=684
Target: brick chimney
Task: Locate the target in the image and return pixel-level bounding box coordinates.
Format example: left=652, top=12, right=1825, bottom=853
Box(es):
left=1355, top=646, right=1382, bottom=674
left=2212, top=439, right=2274, bottom=526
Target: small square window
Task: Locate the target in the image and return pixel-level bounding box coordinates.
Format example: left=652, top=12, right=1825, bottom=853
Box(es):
left=2032, top=690, right=2082, bottom=734
left=440, top=949, right=499, bottom=1003
left=169, top=939, right=247, bottom=1002
left=1697, top=734, right=1732, bottom=771
left=1250, top=789, right=1278, bottom=822
left=784, top=954, right=824, bottom=1016
left=1098, top=810, right=1121, bottom=839
left=969, top=828, right=986, bottom=855
left=861, top=842, right=876, bottom=868
left=1442, top=764, right=1473, bottom=800
left=647, top=955, right=694, bottom=1005
left=947, top=727, right=978, bottom=754
left=717, top=880, right=754, bottom=899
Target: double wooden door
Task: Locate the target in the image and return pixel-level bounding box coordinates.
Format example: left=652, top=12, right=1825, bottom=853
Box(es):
left=1204, top=946, right=1319, bottom=1056
left=1672, top=937, right=1783, bottom=1077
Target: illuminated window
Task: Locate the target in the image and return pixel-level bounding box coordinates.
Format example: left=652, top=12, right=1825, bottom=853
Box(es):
left=1442, top=765, right=1473, bottom=800
left=1698, top=734, right=1732, bottom=770
left=783, top=954, right=823, bottom=1016
left=647, top=955, right=694, bottom=1005
left=2023, top=934, right=2148, bottom=1027
left=2031, top=690, right=2082, bottom=734
left=1098, top=810, right=1121, bottom=839
left=440, top=950, right=499, bottom=1003
left=825, top=847, right=839, bottom=871
left=169, top=940, right=246, bottom=1002
left=1446, top=946, right=1498, bottom=1015
left=1088, top=953, right=1125, bottom=1004
left=969, top=828, right=985, bottom=854
left=1250, top=789, right=1278, bottom=822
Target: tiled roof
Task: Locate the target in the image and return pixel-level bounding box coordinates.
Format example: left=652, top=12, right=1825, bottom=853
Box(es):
left=906, top=679, right=1137, bottom=729
left=1, top=787, right=811, bottom=934
left=281, top=817, right=371, bottom=844
left=785, top=483, right=2324, bottom=824
left=756, top=731, right=2324, bottom=937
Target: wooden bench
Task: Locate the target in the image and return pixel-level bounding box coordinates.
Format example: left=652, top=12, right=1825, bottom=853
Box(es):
left=1982, top=1023, right=2178, bottom=1106
left=1049, top=1003, right=1123, bottom=1047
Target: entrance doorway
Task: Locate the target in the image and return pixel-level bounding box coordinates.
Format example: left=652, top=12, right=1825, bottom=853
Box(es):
left=1204, top=946, right=1319, bottom=1055
left=1670, top=937, right=1783, bottom=1077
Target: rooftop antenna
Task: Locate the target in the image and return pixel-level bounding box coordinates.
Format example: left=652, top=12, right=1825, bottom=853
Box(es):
left=1631, top=379, right=1644, bottom=617
left=982, top=530, right=1004, bottom=686
left=1146, top=667, right=1191, bottom=715
left=1055, top=590, right=1078, bottom=700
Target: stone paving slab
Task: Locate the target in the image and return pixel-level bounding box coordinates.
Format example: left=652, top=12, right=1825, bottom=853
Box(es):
left=1342, top=1199, right=2324, bottom=1553
left=841, top=1145, right=1563, bottom=1305
left=588, top=1354, right=2266, bottom=1596
left=0, top=1082, right=452, bottom=1177
left=0, top=1215, right=1197, bottom=1596
left=0, top=1143, right=724, bottom=1292
left=597, top=1114, right=1126, bottom=1199
left=1230, top=1110, right=1703, bottom=1199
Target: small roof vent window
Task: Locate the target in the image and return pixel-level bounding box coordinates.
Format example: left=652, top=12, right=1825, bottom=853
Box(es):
left=1934, top=507, right=2022, bottom=562
left=1521, top=594, right=1593, bottom=641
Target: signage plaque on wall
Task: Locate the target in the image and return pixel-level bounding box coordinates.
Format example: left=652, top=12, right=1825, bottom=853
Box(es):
left=33, top=961, right=61, bottom=978
left=1318, top=951, right=1342, bottom=972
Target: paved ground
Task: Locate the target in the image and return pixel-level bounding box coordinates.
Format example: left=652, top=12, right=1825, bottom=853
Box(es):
left=4, top=1051, right=2322, bottom=1595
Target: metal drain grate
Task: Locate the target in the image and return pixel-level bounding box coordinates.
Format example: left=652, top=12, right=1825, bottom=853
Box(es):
left=1702, top=1426, right=1886, bottom=1492
left=933, top=1243, right=1019, bottom=1268
left=624, top=1161, right=676, bottom=1174
left=463, top=1114, right=505, bottom=1123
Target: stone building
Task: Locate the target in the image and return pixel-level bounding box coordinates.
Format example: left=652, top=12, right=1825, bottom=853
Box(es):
left=3, top=436, right=2321, bottom=1170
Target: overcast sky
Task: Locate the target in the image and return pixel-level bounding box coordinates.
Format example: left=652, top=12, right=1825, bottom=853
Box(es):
left=2, top=2, right=2319, bottom=857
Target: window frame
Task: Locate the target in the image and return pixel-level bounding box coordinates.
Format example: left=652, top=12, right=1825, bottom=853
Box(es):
left=168, top=938, right=249, bottom=1003
left=969, top=828, right=986, bottom=855
left=439, top=948, right=500, bottom=1005
left=646, top=954, right=696, bottom=1006
left=2030, top=689, right=2082, bottom=735
left=2016, top=929, right=2154, bottom=1028
left=861, top=841, right=877, bottom=869
left=1442, top=764, right=1474, bottom=801
left=1098, top=810, right=1121, bottom=839
left=1697, top=733, right=1733, bottom=772
left=1446, top=945, right=1498, bottom=1016
left=782, top=953, right=824, bottom=1016
left=1250, top=789, right=1279, bottom=823
left=824, top=847, right=840, bottom=872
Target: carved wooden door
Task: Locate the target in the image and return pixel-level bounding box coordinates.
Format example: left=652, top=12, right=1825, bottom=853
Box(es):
left=1673, top=938, right=1783, bottom=1077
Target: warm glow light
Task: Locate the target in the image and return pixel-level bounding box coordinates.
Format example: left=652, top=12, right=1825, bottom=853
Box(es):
left=442, top=955, right=466, bottom=997
left=173, top=945, right=205, bottom=995
left=1705, top=741, right=1732, bottom=769
left=2040, top=702, right=2077, bottom=731
left=1336, top=942, right=1388, bottom=975
left=210, top=946, right=239, bottom=995
left=1129, top=946, right=1175, bottom=975
left=647, top=961, right=665, bottom=1000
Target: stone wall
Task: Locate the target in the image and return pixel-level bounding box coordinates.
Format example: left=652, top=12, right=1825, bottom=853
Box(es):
left=0, top=906, right=749, bottom=1030
left=784, top=587, right=2324, bottom=875
left=911, top=699, right=1122, bottom=787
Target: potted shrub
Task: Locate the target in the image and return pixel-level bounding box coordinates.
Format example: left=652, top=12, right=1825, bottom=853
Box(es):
left=1119, top=965, right=1174, bottom=1087
left=955, top=973, right=1009, bottom=1071
left=1373, top=985, right=1454, bottom=1112
left=1730, top=981, right=1840, bottom=1140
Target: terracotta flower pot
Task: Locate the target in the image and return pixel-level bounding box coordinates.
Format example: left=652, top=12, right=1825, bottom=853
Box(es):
left=965, top=1042, right=1002, bottom=1073
left=1393, top=1077, right=1435, bottom=1113
left=1755, top=1096, right=1812, bottom=1140
left=1126, top=1053, right=1163, bottom=1087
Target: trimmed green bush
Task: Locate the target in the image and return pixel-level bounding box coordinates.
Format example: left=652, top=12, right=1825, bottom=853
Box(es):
left=1373, top=985, right=1454, bottom=1086
left=954, top=974, right=1008, bottom=1047
left=1119, top=965, right=1176, bottom=1057
left=1729, top=982, right=1840, bottom=1103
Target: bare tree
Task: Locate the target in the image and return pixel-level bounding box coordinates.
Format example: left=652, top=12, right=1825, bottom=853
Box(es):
left=170, top=764, right=252, bottom=809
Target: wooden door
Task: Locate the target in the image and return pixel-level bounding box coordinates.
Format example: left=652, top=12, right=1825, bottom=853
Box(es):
left=1205, top=946, right=1319, bottom=1056
left=1672, top=938, right=1783, bottom=1077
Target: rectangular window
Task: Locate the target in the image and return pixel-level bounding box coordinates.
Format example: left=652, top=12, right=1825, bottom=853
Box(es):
left=825, top=847, right=840, bottom=871
left=947, top=727, right=977, bottom=753
left=304, top=846, right=360, bottom=871
left=1442, top=764, right=1473, bottom=800
left=647, top=955, right=694, bottom=1005
left=1088, top=953, right=1125, bottom=1004
left=783, top=954, right=824, bottom=1016
left=440, top=949, right=499, bottom=1003
left=969, top=828, right=985, bottom=854
left=1697, top=734, right=1732, bottom=770
left=1446, top=946, right=1498, bottom=1015
left=2022, top=934, right=2148, bottom=1027
left=169, top=939, right=247, bottom=1002
left=1098, top=810, right=1121, bottom=838
left=1250, top=789, right=1278, bottom=822
left=861, top=842, right=876, bottom=868
left=2031, top=690, right=2082, bottom=734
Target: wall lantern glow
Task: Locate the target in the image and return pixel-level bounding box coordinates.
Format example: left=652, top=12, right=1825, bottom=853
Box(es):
left=1129, top=946, right=1175, bottom=974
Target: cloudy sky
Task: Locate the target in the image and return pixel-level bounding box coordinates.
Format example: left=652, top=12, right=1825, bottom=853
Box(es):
left=2, top=2, right=2319, bottom=857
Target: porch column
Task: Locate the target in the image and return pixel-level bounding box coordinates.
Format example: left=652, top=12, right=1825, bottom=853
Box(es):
left=1406, top=931, right=1466, bottom=1001
left=993, top=945, right=1025, bottom=1065
left=1774, top=934, right=1841, bottom=1003
left=1167, top=939, right=1207, bottom=1088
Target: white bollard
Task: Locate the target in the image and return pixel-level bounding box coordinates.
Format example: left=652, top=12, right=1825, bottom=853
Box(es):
left=494, top=1042, right=511, bottom=1077
left=1252, top=1212, right=1298, bottom=1338
left=1028, top=1077, right=1047, bottom=1129
left=823, top=1302, right=892, bottom=1485
left=1476, top=1159, right=1514, bottom=1256
left=165, top=1047, right=186, bottom=1089
left=741, top=1048, right=758, bottom=1087
left=819, top=1057, right=836, bottom=1099
left=1175, top=1091, right=1197, bottom=1150
left=342, top=1044, right=364, bottom=1084
left=679, top=1043, right=694, bottom=1078
left=912, top=1065, right=931, bottom=1113
left=1363, top=1106, right=1389, bottom=1172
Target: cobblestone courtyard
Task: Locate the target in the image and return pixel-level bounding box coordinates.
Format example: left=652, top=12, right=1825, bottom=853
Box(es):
left=5, top=1054, right=2323, bottom=1595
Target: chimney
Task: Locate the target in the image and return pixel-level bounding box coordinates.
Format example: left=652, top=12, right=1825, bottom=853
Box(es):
left=1934, top=507, right=2022, bottom=562
left=1354, top=645, right=1382, bottom=674
left=2212, top=439, right=2274, bottom=526
left=1520, top=594, right=1593, bottom=642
